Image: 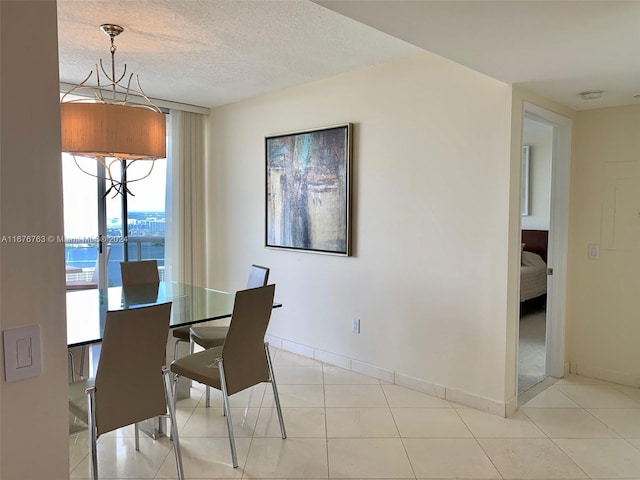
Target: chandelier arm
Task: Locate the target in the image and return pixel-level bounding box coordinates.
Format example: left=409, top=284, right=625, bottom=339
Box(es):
left=115, top=64, right=128, bottom=85
left=121, top=159, right=157, bottom=183
left=60, top=71, right=95, bottom=103
left=121, top=74, right=135, bottom=104
left=72, top=155, right=103, bottom=179
left=134, top=76, right=161, bottom=111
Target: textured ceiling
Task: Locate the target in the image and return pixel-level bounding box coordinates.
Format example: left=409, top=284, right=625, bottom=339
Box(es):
left=58, top=0, right=640, bottom=111
left=57, top=0, right=422, bottom=109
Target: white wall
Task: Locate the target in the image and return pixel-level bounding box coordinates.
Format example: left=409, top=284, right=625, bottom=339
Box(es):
left=522, top=117, right=552, bottom=230
left=0, top=2, right=69, bottom=478
left=207, top=53, right=515, bottom=409
left=567, top=105, right=640, bottom=385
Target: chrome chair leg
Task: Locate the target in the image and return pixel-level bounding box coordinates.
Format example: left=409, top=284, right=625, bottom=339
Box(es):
left=79, top=345, right=86, bottom=378
left=134, top=423, right=140, bottom=451
left=86, top=387, right=99, bottom=480
left=68, top=351, right=76, bottom=383
left=265, top=342, right=286, bottom=439
left=173, top=339, right=180, bottom=362
left=218, top=358, right=238, bottom=468
left=163, top=367, right=184, bottom=480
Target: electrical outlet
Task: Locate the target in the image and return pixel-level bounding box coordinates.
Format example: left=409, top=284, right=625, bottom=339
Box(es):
left=351, top=318, right=360, bottom=334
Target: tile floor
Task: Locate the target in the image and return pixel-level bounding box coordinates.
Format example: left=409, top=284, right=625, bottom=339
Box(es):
left=69, top=348, right=640, bottom=479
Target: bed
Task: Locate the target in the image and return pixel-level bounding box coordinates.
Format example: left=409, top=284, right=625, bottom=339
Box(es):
left=520, top=230, right=548, bottom=302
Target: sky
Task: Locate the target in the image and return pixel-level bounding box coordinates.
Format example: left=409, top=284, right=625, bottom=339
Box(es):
left=62, top=154, right=166, bottom=237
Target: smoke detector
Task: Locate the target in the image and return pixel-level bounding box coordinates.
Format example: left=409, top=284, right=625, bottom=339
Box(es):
left=579, top=90, right=604, bottom=100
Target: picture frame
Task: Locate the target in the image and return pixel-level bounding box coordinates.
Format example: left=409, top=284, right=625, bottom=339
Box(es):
left=265, top=123, right=352, bottom=256
left=521, top=145, right=531, bottom=216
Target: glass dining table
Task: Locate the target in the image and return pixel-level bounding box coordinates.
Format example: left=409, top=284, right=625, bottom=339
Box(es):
left=67, top=281, right=281, bottom=438
left=65, top=281, right=257, bottom=348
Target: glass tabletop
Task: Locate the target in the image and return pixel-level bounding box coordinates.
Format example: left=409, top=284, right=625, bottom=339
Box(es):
left=67, top=281, right=248, bottom=347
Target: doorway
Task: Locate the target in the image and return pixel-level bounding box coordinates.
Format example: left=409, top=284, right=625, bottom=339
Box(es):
left=518, top=116, right=553, bottom=393
left=517, top=103, right=572, bottom=398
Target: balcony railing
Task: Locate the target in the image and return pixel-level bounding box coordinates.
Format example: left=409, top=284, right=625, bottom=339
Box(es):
left=65, top=236, right=165, bottom=286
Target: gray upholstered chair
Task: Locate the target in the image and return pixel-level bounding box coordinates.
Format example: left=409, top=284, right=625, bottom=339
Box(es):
left=189, top=264, right=269, bottom=350
left=120, top=259, right=160, bottom=285
left=188, top=264, right=269, bottom=405
left=68, top=302, right=184, bottom=480
left=171, top=284, right=285, bottom=468
left=169, top=263, right=270, bottom=360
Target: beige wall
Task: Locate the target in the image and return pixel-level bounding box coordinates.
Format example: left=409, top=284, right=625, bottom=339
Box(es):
left=0, top=2, right=69, bottom=478
left=207, top=53, right=516, bottom=407
left=567, top=105, right=640, bottom=385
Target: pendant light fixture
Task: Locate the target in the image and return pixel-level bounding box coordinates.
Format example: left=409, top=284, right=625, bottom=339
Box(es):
left=60, top=24, right=166, bottom=197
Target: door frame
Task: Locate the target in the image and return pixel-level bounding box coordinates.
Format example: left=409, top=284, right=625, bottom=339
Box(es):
left=522, top=102, right=572, bottom=379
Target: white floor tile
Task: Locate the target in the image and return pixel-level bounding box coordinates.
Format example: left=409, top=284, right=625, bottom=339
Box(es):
left=254, top=407, right=326, bottom=437
left=325, top=384, right=388, bottom=407
left=262, top=384, right=325, bottom=408
left=403, top=438, right=500, bottom=478
left=521, top=407, right=621, bottom=438
left=68, top=358, right=640, bottom=480
left=155, top=437, right=249, bottom=478
left=243, top=437, right=328, bottom=478
left=554, top=438, right=640, bottom=478
left=479, top=438, right=587, bottom=478
left=326, top=407, right=399, bottom=437
left=69, top=432, right=89, bottom=473
left=180, top=406, right=259, bottom=437
left=521, top=386, right=582, bottom=408
left=456, top=407, right=546, bottom=438
left=555, top=384, right=640, bottom=408
left=70, top=436, right=173, bottom=479
left=587, top=408, right=640, bottom=438
left=274, top=365, right=324, bottom=384
left=328, top=438, right=414, bottom=478
left=392, top=408, right=472, bottom=438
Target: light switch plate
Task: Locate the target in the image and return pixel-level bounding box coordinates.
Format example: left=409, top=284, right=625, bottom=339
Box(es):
left=3, top=325, right=41, bottom=382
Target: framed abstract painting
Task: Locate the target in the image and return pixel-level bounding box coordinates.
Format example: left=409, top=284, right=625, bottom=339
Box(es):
left=265, top=123, right=352, bottom=256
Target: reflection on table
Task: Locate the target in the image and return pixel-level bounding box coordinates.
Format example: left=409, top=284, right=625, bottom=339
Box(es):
left=66, top=281, right=243, bottom=348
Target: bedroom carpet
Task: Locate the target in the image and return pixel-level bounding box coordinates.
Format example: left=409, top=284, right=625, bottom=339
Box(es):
left=518, top=303, right=546, bottom=393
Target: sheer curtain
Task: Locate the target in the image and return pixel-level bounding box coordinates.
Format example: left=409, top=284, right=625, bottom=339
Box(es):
left=164, top=110, right=206, bottom=286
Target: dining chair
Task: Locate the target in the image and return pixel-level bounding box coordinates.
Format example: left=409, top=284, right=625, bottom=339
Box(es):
left=188, top=264, right=269, bottom=405
left=120, top=259, right=160, bottom=285
left=68, top=302, right=184, bottom=480
left=171, top=284, right=285, bottom=468
left=173, top=264, right=269, bottom=362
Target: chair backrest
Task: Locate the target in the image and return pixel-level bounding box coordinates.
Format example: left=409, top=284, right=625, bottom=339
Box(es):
left=94, top=302, right=172, bottom=436
left=246, top=264, right=269, bottom=289
left=221, top=284, right=275, bottom=396
left=120, top=259, right=160, bottom=286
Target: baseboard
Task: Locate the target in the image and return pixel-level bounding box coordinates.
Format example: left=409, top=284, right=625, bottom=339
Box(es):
left=394, top=372, right=446, bottom=399
left=505, top=395, right=519, bottom=416
left=268, top=335, right=509, bottom=417
left=571, top=363, right=640, bottom=387
left=446, top=387, right=508, bottom=416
